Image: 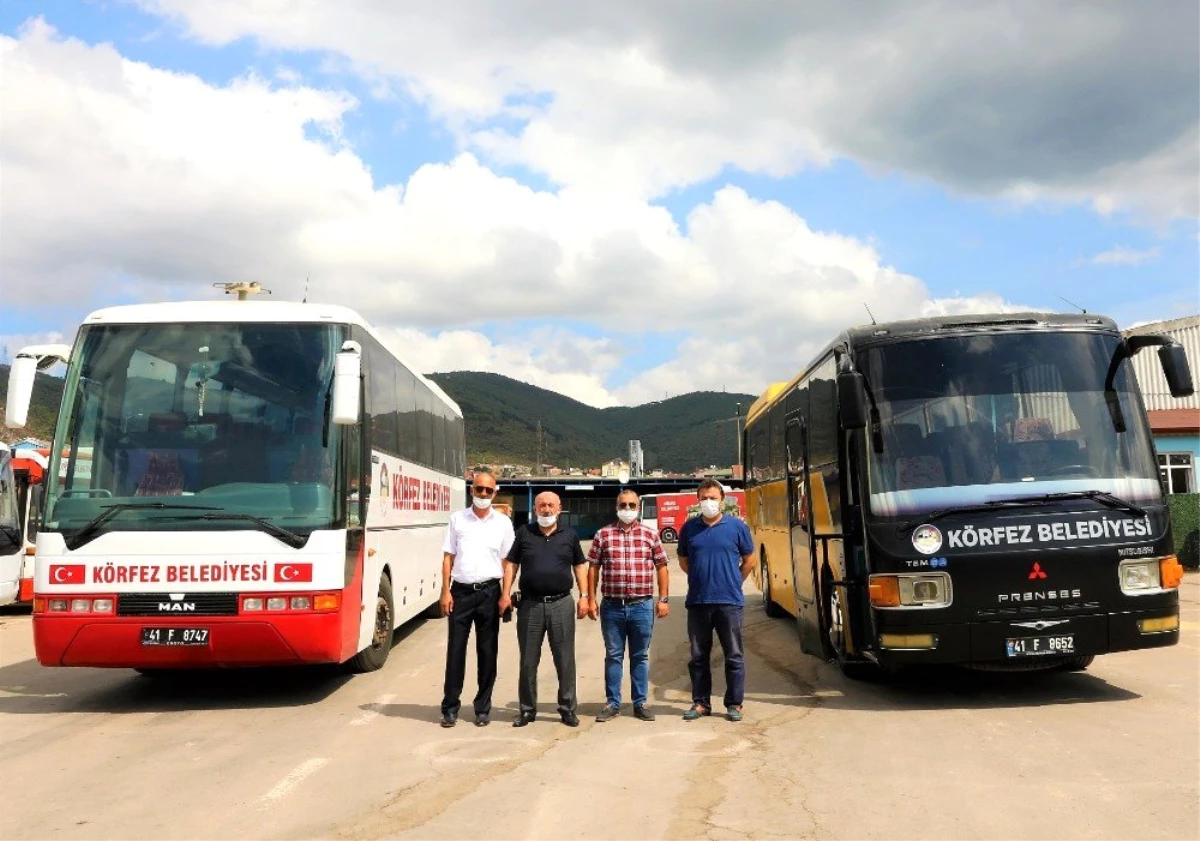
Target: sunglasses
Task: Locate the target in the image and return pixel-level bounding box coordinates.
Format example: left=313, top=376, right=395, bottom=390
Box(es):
left=472, top=486, right=497, bottom=496
left=617, top=502, right=638, bottom=510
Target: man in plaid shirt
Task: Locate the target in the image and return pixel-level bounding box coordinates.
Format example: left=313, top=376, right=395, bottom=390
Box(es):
left=587, top=489, right=670, bottom=722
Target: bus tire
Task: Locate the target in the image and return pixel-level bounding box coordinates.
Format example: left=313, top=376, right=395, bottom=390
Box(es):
left=1058, top=655, right=1095, bottom=672
left=349, top=574, right=395, bottom=673
left=660, top=528, right=677, bottom=543
left=760, top=554, right=786, bottom=619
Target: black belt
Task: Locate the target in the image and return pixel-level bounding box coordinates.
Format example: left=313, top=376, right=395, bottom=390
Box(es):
left=524, top=592, right=571, bottom=604
left=604, top=595, right=652, bottom=605
left=453, top=578, right=500, bottom=591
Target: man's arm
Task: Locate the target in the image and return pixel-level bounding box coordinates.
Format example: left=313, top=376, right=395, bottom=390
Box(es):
left=440, top=552, right=455, bottom=617
left=739, top=553, right=755, bottom=581
left=573, top=536, right=590, bottom=618
left=499, top=559, right=518, bottom=614
left=587, top=564, right=600, bottom=619
left=655, top=563, right=670, bottom=618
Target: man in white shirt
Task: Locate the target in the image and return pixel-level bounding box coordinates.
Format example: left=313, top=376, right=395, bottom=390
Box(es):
left=439, top=470, right=515, bottom=728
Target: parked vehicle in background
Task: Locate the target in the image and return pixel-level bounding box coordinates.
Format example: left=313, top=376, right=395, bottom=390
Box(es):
left=0, top=443, right=23, bottom=605
left=639, top=489, right=745, bottom=542
left=0, top=446, right=50, bottom=605
left=4, top=293, right=465, bottom=672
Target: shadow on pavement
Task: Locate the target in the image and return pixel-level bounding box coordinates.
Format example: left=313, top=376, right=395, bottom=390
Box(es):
left=0, top=619, right=434, bottom=715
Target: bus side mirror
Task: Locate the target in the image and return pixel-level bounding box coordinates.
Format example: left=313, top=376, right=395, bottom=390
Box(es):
left=837, top=370, right=868, bottom=429
left=1159, top=344, right=1194, bottom=398
left=5, top=344, right=71, bottom=428
left=331, top=341, right=362, bottom=425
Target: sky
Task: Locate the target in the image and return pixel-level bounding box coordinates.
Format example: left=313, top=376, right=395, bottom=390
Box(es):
left=1, top=0, right=1197, bottom=408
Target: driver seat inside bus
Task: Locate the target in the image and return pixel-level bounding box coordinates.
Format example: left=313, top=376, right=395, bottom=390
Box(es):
left=890, top=422, right=948, bottom=491
left=134, top=452, right=185, bottom=496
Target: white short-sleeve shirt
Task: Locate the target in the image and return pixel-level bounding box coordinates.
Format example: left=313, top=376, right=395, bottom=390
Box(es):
left=441, top=505, right=515, bottom=584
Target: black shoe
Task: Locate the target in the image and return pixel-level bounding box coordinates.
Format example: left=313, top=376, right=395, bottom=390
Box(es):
left=474, top=713, right=490, bottom=727
left=560, top=711, right=580, bottom=727
left=595, top=704, right=620, bottom=722
left=633, top=704, right=655, bottom=721
left=513, top=712, right=537, bottom=727
left=440, top=713, right=457, bottom=728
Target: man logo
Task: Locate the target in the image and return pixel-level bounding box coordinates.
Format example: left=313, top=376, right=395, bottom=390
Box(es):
left=1028, top=562, right=1048, bottom=581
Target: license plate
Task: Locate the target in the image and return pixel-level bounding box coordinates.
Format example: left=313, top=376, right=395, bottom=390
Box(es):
left=141, top=627, right=210, bottom=646
left=1005, top=634, right=1074, bottom=657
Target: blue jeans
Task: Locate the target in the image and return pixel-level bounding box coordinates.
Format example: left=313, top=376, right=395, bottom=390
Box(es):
left=599, top=597, right=656, bottom=707
left=686, top=604, right=745, bottom=709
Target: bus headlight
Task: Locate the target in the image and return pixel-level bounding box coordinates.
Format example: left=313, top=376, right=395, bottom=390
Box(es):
left=1119, top=559, right=1161, bottom=593
left=870, top=573, right=952, bottom=608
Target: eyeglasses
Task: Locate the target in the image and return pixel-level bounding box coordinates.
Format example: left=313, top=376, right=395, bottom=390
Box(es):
left=617, top=503, right=638, bottom=510
left=472, top=486, right=497, bottom=496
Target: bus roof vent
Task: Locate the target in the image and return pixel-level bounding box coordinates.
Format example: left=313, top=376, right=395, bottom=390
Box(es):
left=214, top=281, right=272, bottom=301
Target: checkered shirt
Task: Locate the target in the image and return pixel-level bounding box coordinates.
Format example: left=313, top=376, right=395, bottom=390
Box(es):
left=587, top=521, right=668, bottom=599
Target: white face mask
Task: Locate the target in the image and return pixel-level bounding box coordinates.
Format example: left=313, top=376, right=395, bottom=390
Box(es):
left=536, top=514, right=558, bottom=528
left=699, top=498, right=721, bottom=518
left=473, top=496, right=493, bottom=510
left=616, top=508, right=638, bottom=524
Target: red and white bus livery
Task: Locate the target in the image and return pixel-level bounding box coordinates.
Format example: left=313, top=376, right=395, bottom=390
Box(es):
left=4, top=298, right=465, bottom=671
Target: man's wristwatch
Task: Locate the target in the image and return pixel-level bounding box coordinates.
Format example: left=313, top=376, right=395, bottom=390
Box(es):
left=659, top=597, right=669, bottom=604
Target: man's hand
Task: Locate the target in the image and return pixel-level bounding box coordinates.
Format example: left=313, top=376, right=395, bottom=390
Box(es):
left=588, top=600, right=599, bottom=620
left=439, top=590, right=454, bottom=618
left=498, top=593, right=512, bottom=615
left=655, top=600, right=669, bottom=619
left=576, top=595, right=590, bottom=619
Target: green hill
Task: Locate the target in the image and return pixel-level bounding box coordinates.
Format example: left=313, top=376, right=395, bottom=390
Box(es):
left=0, top=364, right=65, bottom=444
left=428, top=372, right=753, bottom=472
left=2, top=365, right=753, bottom=472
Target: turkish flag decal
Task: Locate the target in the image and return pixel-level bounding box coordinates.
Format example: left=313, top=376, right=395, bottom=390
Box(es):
left=274, top=563, right=313, bottom=583
left=48, top=565, right=86, bottom=585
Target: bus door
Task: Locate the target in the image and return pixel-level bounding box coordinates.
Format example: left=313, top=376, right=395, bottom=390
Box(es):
left=785, top=414, right=824, bottom=656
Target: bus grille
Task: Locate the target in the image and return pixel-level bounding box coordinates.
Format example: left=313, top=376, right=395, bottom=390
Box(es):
left=117, top=593, right=239, bottom=616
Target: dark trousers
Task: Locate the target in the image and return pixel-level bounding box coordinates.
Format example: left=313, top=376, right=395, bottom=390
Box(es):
left=516, top=595, right=577, bottom=715
left=441, top=583, right=500, bottom=717
left=687, top=604, right=745, bottom=709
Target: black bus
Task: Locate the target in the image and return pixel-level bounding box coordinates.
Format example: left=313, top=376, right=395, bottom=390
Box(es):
left=744, top=312, right=1192, bottom=675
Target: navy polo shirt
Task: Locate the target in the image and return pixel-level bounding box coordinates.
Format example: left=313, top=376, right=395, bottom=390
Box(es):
left=508, top=522, right=586, bottom=599
left=677, top=515, right=754, bottom=607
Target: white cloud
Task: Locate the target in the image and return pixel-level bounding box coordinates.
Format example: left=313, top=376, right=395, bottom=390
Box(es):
left=1, top=20, right=1027, bottom=408
left=1081, top=246, right=1162, bottom=267
left=132, top=0, right=1199, bottom=217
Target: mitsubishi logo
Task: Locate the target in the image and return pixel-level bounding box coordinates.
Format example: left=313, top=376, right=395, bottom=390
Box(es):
left=1028, top=562, right=1047, bottom=581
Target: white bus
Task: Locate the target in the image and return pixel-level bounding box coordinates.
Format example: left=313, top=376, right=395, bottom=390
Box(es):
left=0, top=443, right=24, bottom=605
left=4, top=299, right=464, bottom=671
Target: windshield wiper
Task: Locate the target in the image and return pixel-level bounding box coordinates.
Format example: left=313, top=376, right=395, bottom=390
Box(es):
left=66, top=502, right=222, bottom=550
left=0, top=524, right=20, bottom=545
left=150, top=511, right=307, bottom=549
left=1041, top=490, right=1146, bottom=518
left=898, top=490, right=1147, bottom=533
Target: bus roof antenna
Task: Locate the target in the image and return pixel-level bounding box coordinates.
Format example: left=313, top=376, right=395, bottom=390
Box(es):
left=1057, top=294, right=1086, bottom=314
left=863, top=303, right=877, bottom=325
left=214, top=281, right=271, bottom=301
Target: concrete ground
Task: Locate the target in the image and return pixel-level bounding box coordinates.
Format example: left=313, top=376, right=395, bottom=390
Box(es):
left=0, top=553, right=1196, bottom=840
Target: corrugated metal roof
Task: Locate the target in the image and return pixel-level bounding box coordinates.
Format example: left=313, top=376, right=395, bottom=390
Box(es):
left=1123, top=315, right=1200, bottom=410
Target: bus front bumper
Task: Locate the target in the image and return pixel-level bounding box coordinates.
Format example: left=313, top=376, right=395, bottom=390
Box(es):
left=32, top=613, right=347, bottom=668
left=870, top=607, right=1179, bottom=667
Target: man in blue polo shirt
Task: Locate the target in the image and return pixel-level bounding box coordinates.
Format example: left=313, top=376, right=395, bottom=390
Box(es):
left=677, top=478, right=755, bottom=722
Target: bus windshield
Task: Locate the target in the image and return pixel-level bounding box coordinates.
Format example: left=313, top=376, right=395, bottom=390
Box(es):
left=45, top=322, right=345, bottom=540
left=861, top=331, right=1161, bottom=518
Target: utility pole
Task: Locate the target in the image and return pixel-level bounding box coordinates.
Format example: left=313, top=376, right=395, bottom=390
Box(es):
left=535, top=420, right=544, bottom=476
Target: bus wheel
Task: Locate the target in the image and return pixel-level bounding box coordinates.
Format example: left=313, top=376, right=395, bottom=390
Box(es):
left=350, top=574, right=394, bottom=673
left=1058, top=655, right=1094, bottom=672
left=822, top=567, right=845, bottom=657
left=761, top=555, right=786, bottom=618
left=661, top=528, right=677, bottom=543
